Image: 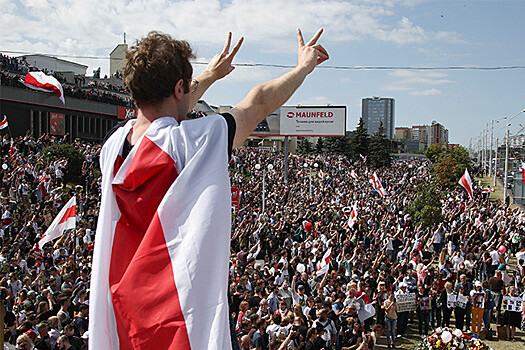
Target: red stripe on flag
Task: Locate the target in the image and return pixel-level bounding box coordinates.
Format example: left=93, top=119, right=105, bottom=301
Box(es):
left=109, top=137, right=190, bottom=349
left=58, top=205, right=76, bottom=224
left=24, top=72, right=62, bottom=98
left=460, top=176, right=472, bottom=198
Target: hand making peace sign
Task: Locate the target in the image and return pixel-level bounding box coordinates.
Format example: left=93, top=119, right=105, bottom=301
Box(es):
left=296, top=28, right=329, bottom=74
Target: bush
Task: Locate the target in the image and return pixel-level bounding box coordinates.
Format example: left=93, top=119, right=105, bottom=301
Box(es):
left=41, top=144, right=85, bottom=185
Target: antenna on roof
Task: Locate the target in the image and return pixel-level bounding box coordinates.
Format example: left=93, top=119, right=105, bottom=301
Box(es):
left=123, top=33, right=126, bottom=44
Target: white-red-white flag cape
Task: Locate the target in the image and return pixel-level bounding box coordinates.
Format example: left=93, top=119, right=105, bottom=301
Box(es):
left=23, top=72, right=65, bottom=104
left=458, top=168, right=474, bottom=200
left=0, top=116, right=8, bottom=130
left=38, top=196, right=76, bottom=249
left=316, top=248, right=332, bottom=277
left=370, top=172, right=387, bottom=197
left=89, top=116, right=232, bottom=349
left=348, top=202, right=358, bottom=228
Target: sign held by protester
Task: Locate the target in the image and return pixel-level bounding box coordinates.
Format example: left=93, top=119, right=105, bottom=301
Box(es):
left=396, top=293, right=416, bottom=312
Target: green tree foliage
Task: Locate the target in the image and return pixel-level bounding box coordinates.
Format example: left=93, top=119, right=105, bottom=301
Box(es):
left=369, top=122, right=392, bottom=168
left=316, top=137, right=324, bottom=154
left=323, top=136, right=351, bottom=157
left=349, top=117, right=369, bottom=161
left=297, top=137, right=313, bottom=154
left=41, top=144, right=85, bottom=185
left=408, top=183, right=443, bottom=229
left=425, top=144, right=471, bottom=188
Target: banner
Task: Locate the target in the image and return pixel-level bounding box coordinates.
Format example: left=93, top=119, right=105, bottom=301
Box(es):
left=49, top=113, right=65, bottom=136
left=456, top=294, right=468, bottom=309
left=231, top=187, right=240, bottom=211
left=502, top=296, right=523, bottom=312
left=396, top=293, right=416, bottom=313
left=280, top=106, right=346, bottom=136
left=117, top=107, right=137, bottom=120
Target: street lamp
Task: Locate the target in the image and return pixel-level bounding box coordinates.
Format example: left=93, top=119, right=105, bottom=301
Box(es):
left=303, top=162, right=318, bottom=197
left=255, top=163, right=273, bottom=214
left=503, top=109, right=525, bottom=201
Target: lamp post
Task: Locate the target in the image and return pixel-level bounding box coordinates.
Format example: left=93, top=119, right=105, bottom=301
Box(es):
left=303, top=162, right=319, bottom=197
left=255, top=163, right=273, bottom=214
left=503, top=109, right=525, bottom=201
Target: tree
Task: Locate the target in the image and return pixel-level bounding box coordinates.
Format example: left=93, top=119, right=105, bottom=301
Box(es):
left=426, top=144, right=471, bottom=188
left=349, top=117, right=369, bottom=161
left=41, top=144, right=86, bottom=185
left=316, top=137, right=324, bottom=154
left=297, top=137, right=313, bottom=154
left=323, top=136, right=351, bottom=156
left=369, top=122, right=391, bottom=168
left=408, top=183, right=443, bottom=229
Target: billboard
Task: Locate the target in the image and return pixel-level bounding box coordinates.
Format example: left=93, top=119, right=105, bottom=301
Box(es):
left=117, top=107, right=137, bottom=120
left=251, top=106, right=346, bottom=137
left=49, top=112, right=65, bottom=136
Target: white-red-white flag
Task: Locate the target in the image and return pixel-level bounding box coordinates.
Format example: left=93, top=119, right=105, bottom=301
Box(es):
left=348, top=202, right=358, bottom=228
left=521, top=162, right=525, bottom=183
left=0, top=116, right=8, bottom=130
left=458, top=168, right=474, bottom=200
left=90, top=116, right=233, bottom=349
left=22, top=72, right=65, bottom=104
left=350, top=169, right=358, bottom=179
left=316, top=248, right=332, bottom=277
left=319, top=170, right=324, bottom=179
left=370, top=172, right=387, bottom=197
left=38, top=196, right=76, bottom=249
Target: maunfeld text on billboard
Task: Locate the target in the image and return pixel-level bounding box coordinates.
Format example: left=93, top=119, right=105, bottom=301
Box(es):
left=280, top=106, right=346, bottom=136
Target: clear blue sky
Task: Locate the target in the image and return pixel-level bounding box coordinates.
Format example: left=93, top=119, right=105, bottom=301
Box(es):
left=1, top=0, right=524, bottom=147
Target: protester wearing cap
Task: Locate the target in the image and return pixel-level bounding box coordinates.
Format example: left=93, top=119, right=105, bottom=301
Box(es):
left=470, top=281, right=485, bottom=336
left=394, top=282, right=409, bottom=337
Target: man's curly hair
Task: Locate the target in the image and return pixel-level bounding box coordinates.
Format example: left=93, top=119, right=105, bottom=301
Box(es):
left=124, top=31, right=195, bottom=107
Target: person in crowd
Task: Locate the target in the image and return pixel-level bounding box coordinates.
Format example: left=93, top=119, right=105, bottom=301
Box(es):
left=470, top=281, right=486, bottom=336
left=503, top=286, right=521, bottom=341
left=383, top=292, right=397, bottom=349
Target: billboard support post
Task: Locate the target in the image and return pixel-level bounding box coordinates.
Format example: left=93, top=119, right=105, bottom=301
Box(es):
left=284, top=136, right=289, bottom=185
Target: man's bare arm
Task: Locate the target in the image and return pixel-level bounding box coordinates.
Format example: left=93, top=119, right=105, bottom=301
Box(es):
left=230, top=28, right=329, bottom=148
left=189, top=32, right=243, bottom=109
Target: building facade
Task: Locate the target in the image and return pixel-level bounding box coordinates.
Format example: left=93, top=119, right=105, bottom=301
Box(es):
left=362, top=97, right=395, bottom=139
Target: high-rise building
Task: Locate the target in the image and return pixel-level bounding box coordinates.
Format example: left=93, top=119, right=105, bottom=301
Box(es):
left=362, top=97, right=395, bottom=139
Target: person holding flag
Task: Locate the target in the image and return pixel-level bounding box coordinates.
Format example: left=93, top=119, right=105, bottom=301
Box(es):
left=37, top=196, right=76, bottom=250
left=90, top=28, right=329, bottom=350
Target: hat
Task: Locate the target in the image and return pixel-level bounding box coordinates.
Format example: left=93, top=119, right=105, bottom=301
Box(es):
left=81, top=331, right=89, bottom=339
left=474, top=281, right=482, bottom=287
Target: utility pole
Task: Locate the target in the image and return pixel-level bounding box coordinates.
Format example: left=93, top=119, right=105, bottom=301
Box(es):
left=504, top=126, right=510, bottom=201
left=490, top=120, right=494, bottom=177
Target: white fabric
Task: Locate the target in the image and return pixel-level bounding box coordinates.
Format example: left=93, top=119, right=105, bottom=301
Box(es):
left=89, top=115, right=232, bottom=350
left=38, top=196, right=76, bottom=249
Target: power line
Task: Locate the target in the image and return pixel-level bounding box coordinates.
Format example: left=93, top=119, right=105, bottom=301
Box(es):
left=2, top=49, right=525, bottom=71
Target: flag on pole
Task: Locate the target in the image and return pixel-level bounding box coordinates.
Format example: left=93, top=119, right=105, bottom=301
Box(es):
left=0, top=116, right=8, bottom=130
left=521, top=162, right=525, bottom=183
left=370, top=172, right=387, bottom=197
left=458, top=168, right=474, bottom=200
left=316, top=248, right=331, bottom=277
left=38, top=196, right=76, bottom=249
left=350, top=169, right=358, bottom=179
left=348, top=202, right=358, bottom=228
left=22, top=71, right=65, bottom=104
left=360, top=154, right=367, bottom=163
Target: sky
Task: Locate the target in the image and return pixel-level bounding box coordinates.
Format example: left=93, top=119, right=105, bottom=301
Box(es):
left=1, top=0, right=525, bottom=147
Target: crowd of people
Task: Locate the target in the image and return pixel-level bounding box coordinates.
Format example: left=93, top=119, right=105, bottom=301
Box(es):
left=0, top=54, right=133, bottom=107
left=0, top=129, right=523, bottom=349
left=0, top=133, right=100, bottom=349
left=227, top=149, right=525, bottom=349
